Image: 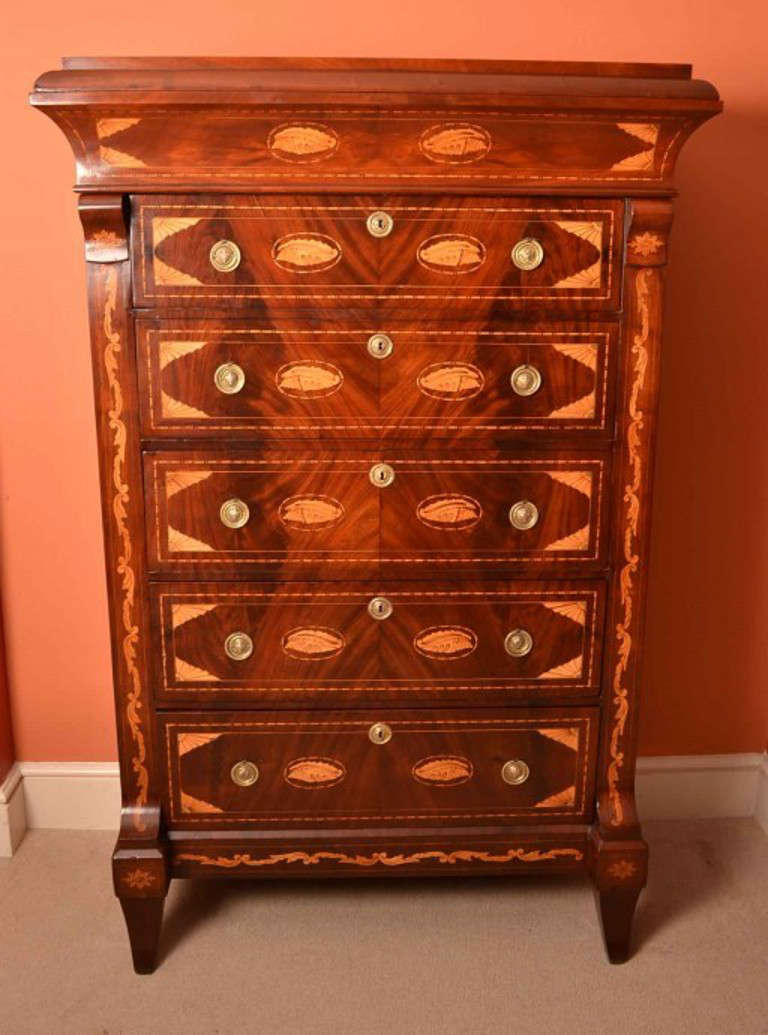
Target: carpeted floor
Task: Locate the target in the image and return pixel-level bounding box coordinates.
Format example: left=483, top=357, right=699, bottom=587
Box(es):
left=0, top=819, right=766, bottom=1035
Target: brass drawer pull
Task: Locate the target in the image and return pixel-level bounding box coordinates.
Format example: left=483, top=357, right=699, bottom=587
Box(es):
left=214, top=362, right=245, bottom=395
left=367, top=333, right=394, bottom=359
left=369, top=722, right=392, bottom=745
left=511, top=238, right=544, bottom=271
left=501, top=759, right=530, bottom=785
left=220, top=498, right=250, bottom=529
left=209, top=239, right=241, bottom=273
left=504, top=628, right=533, bottom=657
left=369, top=463, right=395, bottom=488
left=508, top=500, right=539, bottom=530
left=231, top=760, right=259, bottom=787
left=224, top=631, right=254, bottom=661
left=368, top=597, right=393, bottom=620
left=366, top=211, right=394, bottom=238
left=510, top=364, right=542, bottom=396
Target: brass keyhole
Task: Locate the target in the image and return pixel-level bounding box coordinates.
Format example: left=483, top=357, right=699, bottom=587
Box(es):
left=367, top=333, right=394, bottom=359
left=369, top=463, right=395, bottom=488
left=369, top=722, right=392, bottom=744
left=368, top=597, right=393, bottom=620
left=367, top=211, right=394, bottom=238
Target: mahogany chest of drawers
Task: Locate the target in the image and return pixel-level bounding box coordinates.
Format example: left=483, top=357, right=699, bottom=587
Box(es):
left=31, top=56, right=720, bottom=971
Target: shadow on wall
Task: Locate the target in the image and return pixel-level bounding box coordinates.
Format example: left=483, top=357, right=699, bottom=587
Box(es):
left=641, top=104, right=768, bottom=755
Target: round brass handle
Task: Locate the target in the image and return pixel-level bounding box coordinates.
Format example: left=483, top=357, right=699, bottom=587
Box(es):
left=368, top=597, right=393, bottom=621
left=369, top=463, right=395, bottom=488
left=509, top=500, right=539, bottom=531
left=501, top=759, right=530, bottom=785
left=511, top=238, right=544, bottom=271
left=504, top=628, right=534, bottom=657
left=210, top=239, right=242, bottom=273
left=224, top=631, right=254, bottom=661
left=367, top=333, right=394, bottom=359
left=366, top=211, right=394, bottom=238
left=510, top=364, right=542, bottom=397
left=369, top=722, right=392, bottom=745
left=214, top=362, right=246, bottom=395
left=231, top=760, right=259, bottom=787
left=220, top=498, right=250, bottom=529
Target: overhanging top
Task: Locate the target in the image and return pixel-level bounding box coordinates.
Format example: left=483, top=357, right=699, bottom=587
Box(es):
left=30, top=57, right=721, bottom=194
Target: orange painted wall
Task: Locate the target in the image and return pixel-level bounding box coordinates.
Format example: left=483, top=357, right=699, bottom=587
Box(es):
left=0, top=594, right=14, bottom=783
left=1, top=0, right=767, bottom=762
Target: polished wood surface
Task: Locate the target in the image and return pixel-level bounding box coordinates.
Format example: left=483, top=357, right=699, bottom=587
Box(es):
left=137, top=317, right=617, bottom=440
left=161, top=708, right=598, bottom=826
left=31, top=56, right=721, bottom=971
left=151, top=579, right=605, bottom=705
left=133, top=195, right=622, bottom=312
left=144, top=451, right=608, bottom=574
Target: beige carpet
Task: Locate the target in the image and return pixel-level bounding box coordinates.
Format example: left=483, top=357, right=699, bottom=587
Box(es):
left=0, top=819, right=766, bottom=1035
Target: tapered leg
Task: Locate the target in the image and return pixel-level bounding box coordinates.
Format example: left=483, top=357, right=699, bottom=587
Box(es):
left=112, top=806, right=170, bottom=974
left=119, top=895, right=166, bottom=974
left=595, top=884, right=643, bottom=964
left=589, top=827, right=648, bottom=964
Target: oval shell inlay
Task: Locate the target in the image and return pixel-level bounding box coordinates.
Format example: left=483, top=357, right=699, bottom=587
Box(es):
left=278, top=494, right=345, bottom=531
left=284, top=757, right=346, bottom=790
left=413, top=626, right=478, bottom=660
left=275, top=361, right=344, bottom=399
left=416, top=494, right=483, bottom=532
left=267, top=123, right=339, bottom=163
left=420, top=123, right=491, bottom=164
left=272, top=233, right=342, bottom=273
left=416, top=235, right=486, bottom=274
left=416, top=362, right=485, bottom=401
left=281, top=626, right=346, bottom=661
left=412, top=755, right=474, bottom=786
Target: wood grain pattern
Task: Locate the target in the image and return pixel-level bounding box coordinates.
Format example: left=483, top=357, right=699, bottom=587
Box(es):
left=144, top=453, right=608, bottom=573
left=161, top=709, right=598, bottom=825
left=150, top=580, right=605, bottom=704
left=137, top=319, right=617, bottom=440
left=33, top=57, right=720, bottom=969
left=132, top=196, right=622, bottom=312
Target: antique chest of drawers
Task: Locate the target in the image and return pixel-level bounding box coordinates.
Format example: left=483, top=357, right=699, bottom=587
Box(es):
left=31, top=57, right=720, bottom=971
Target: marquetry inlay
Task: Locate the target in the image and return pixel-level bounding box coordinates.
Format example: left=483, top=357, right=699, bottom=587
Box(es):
left=411, top=756, right=474, bottom=786
left=275, top=360, right=344, bottom=398
left=415, top=494, right=483, bottom=531
left=419, top=123, right=492, bottom=163
left=281, top=626, right=346, bottom=660
left=413, top=626, right=479, bottom=660
left=271, top=233, right=342, bottom=272
left=416, top=234, right=487, bottom=273
left=283, top=757, right=346, bottom=789
left=277, top=495, right=346, bottom=531
left=538, top=727, right=579, bottom=751
left=267, top=123, right=339, bottom=163
left=416, top=362, right=485, bottom=400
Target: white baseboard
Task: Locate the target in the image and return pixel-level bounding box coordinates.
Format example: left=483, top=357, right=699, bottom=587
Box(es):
left=0, top=754, right=765, bottom=856
left=19, top=762, right=120, bottom=833
left=756, top=754, right=768, bottom=836
left=636, top=753, right=765, bottom=821
left=0, top=764, right=27, bottom=857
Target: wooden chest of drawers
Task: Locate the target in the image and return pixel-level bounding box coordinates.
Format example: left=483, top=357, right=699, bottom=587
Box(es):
left=31, top=56, right=720, bottom=971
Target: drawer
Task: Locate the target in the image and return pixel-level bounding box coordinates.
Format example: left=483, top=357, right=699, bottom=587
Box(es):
left=144, top=452, right=608, bottom=574
left=138, top=318, right=617, bottom=440
left=150, top=580, right=605, bottom=705
left=133, top=195, right=623, bottom=312
left=160, top=708, right=599, bottom=827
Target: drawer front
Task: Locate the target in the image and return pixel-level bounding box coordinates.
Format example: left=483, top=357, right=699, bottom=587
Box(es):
left=145, top=453, right=608, bottom=573
left=138, top=319, right=617, bottom=440
left=151, top=580, right=605, bottom=704
left=133, top=195, right=623, bottom=311
left=160, top=709, right=598, bottom=827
